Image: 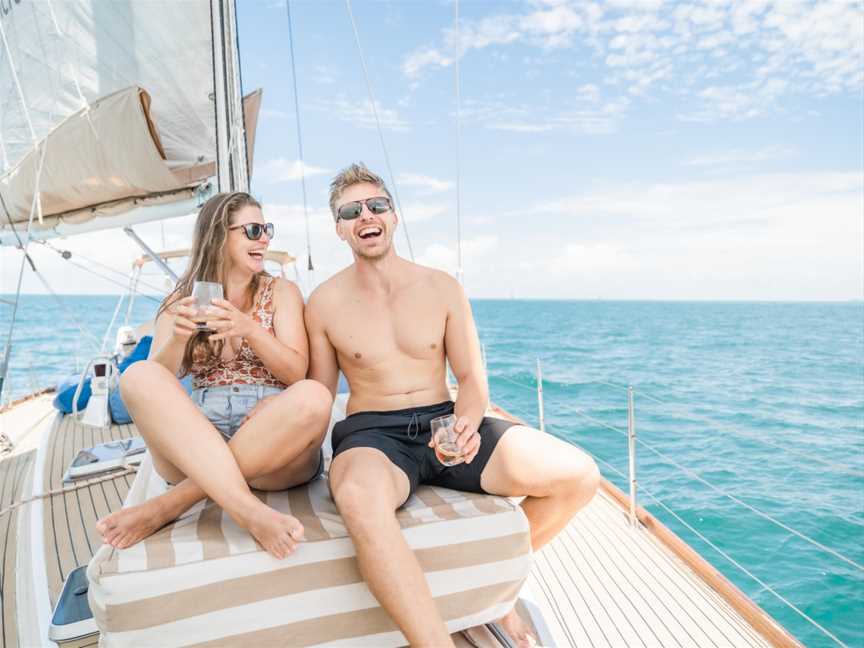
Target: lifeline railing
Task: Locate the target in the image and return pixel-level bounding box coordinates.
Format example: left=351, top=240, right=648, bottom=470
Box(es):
left=490, top=358, right=861, bottom=648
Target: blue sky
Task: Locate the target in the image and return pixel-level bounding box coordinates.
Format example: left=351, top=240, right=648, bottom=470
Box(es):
left=3, top=0, right=862, bottom=300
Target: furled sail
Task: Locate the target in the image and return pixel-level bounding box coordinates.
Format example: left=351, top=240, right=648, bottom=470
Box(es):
left=0, top=0, right=222, bottom=241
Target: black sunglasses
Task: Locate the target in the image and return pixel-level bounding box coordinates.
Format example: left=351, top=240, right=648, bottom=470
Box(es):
left=229, top=222, right=274, bottom=240
left=336, top=197, right=392, bottom=221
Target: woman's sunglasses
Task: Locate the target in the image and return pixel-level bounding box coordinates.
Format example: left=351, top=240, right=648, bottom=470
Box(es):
left=336, top=197, right=392, bottom=221
left=229, top=222, right=274, bottom=240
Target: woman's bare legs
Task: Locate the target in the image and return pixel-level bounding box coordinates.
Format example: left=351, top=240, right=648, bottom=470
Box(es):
left=95, top=361, right=331, bottom=558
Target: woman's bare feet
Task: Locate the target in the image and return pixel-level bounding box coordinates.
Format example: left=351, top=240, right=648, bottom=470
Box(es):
left=96, top=496, right=175, bottom=549
left=244, top=505, right=305, bottom=559
left=497, top=607, right=538, bottom=648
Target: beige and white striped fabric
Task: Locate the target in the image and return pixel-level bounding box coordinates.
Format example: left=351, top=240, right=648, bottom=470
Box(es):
left=87, top=412, right=532, bottom=646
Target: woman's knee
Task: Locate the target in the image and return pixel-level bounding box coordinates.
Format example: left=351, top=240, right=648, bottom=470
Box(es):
left=119, top=361, right=172, bottom=402
left=287, top=379, right=333, bottom=427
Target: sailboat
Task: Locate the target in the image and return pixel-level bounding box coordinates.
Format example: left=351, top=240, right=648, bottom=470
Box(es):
left=0, top=1, right=806, bottom=646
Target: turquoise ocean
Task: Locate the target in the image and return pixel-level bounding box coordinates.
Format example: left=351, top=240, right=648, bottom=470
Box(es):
left=2, top=296, right=862, bottom=647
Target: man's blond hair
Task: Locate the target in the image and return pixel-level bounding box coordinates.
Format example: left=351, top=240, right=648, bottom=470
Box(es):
left=328, top=162, right=393, bottom=222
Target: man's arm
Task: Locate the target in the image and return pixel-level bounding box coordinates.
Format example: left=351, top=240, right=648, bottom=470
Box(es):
left=441, top=274, right=489, bottom=462
left=305, top=289, right=340, bottom=397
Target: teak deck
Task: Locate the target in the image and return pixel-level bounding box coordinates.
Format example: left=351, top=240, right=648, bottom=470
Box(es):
left=1, top=394, right=798, bottom=647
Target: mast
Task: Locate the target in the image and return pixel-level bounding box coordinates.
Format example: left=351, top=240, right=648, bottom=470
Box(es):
left=211, top=0, right=249, bottom=193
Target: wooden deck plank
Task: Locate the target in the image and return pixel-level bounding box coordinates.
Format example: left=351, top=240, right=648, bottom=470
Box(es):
left=0, top=451, right=34, bottom=648
left=583, top=504, right=752, bottom=647
left=45, top=415, right=73, bottom=608
left=526, top=491, right=774, bottom=648
left=42, top=416, right=142, bottom=608
left=58, top=416, right=89, bottom=593
left=576, top=503, right=705, bottom=647
left=564, top=515, right=679, bottom=648
left=638, top=521, right=771, bottom=647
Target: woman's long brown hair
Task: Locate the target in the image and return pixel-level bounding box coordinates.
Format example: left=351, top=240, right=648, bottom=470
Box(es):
left=159, top=192, right=265, bottom=376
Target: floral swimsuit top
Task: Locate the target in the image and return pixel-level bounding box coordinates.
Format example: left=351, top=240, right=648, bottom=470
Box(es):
left=191, top=275, right=286, bottom=390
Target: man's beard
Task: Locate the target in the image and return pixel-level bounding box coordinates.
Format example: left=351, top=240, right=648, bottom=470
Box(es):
left=354, top=236, right=392, bottom=261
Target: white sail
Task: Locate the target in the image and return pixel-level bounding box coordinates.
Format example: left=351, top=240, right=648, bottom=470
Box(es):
left=0, top=0, right=220, bottom=239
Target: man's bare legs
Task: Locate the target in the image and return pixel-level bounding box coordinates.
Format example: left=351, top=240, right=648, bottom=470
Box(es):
left=480, top=425, right=601, bottom=646
left=330, top=448, right=455, bottom=648
left=95, top=361, right=332, bottom=558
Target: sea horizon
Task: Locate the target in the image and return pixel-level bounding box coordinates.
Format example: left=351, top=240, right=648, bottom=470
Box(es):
left=3, top=292, right=862, bottom=305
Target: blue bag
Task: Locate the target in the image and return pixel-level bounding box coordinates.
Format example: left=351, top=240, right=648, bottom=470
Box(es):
left=108, top=337, right=192, bottom=423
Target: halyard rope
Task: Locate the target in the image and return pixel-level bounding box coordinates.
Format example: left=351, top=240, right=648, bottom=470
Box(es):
left=285, top=0, right=314, bottom=283
left=0, top=466, right=138, bottom=519
left=344, top=0, right=415, bottom=262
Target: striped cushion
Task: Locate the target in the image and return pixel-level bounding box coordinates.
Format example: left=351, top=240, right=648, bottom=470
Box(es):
left=87, top=423, right=532, bottom=646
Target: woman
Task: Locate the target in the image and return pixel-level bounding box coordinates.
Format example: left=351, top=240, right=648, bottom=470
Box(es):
left=96, top=192, right=332, bottom=559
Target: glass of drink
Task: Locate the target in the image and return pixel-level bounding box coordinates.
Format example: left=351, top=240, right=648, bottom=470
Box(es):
left=191, top=281, right=223, bottom=331
left=431, top=414, right=465, bottom=467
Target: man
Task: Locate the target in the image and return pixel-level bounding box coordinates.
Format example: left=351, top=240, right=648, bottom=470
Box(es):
left=306, top=163, right=600, bottom=647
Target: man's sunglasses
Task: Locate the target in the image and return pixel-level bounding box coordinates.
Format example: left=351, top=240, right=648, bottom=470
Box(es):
left=229, top=222, right=274, bottom=240
left=336, top=197, right=392, bottom=221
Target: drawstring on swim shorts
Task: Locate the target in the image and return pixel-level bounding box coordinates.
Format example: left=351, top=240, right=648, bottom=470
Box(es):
left=407, top=412, right=420, bottom=440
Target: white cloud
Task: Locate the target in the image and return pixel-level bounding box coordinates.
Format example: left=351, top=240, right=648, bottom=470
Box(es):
left=400, top=202, right=449, bottom=223
left=396, top=173, right=454, bottom=193
left=256, top=159, right=330, bottom=183
left=260, top=108, right=292, bottom=120
left=416, top=235, right=499, bottom=275
left=546, top=243, right=637, bottom=274
left=314, top=97, right=411, bottom=132
left=401, top=0, right=863, bottom=123
left=685, top=146, right=797, bottom=167
left=525, top=171, right=862, bottom=234
left=402, top=48, right=453, bottom=80
left=459, top=97, right=622, bottom=135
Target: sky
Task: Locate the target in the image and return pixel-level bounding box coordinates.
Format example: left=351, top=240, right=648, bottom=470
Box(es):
left=2, top=0, right=862, bottom=300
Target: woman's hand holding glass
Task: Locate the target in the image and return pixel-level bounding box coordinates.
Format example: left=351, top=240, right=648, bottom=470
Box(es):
left=167, top=296, right=200, bottom=341
left=205, top=298, right=256, bottom=342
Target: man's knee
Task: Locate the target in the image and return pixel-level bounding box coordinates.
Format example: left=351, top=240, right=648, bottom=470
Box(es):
left=330, top=451, right=402, bottom=521
left=560, top=451, right=600, bottom=505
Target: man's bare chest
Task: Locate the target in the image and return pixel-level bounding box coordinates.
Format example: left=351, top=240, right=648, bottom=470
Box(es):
left=327, top=296, right=446, bottom=368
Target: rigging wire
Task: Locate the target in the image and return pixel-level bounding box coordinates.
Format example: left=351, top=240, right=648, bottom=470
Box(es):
left=285, top=0, right=314, bottom=283
left=634, top=435, right=864, bottom=572
left=453, top=0, right=463, bottom=285
left=344, top=0, right=415, bottom=262
left=39, top=250, right=163, bottom=304
left=490, top=371, right=864, bottom=572
left=36, top=241, right=168, bottom=296
left=641, top=484, right=850, bottom=648
left=582, top=444, right=849, bottom=648
left=494, top=372, right=864, bottom=475
left=30, top=268, right=103, bottom=352
left=0, top=140, right=48, bottom=400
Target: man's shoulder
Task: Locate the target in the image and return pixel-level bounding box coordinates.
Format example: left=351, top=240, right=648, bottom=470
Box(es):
left=307, top=268, right=351, bottom=313
left=407, top=262, right=459, bottom=291
left=410, top=263, right=462, bottom=300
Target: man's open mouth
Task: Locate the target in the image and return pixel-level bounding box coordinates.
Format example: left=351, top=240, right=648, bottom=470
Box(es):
left=358, top=226, right=382, bottom=240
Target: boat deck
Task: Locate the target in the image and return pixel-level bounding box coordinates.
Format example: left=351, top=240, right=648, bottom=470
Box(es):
left=526, top=489, right=772, bottom=647
left=0, top=395, right=792, bottom=647
left=42, top=412, right=137, bottom=609
left=0, top=450, right=35, bottom=648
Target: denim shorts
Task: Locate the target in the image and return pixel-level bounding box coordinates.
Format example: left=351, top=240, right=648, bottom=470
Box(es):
left=192, top=384, right=283, bottom=440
